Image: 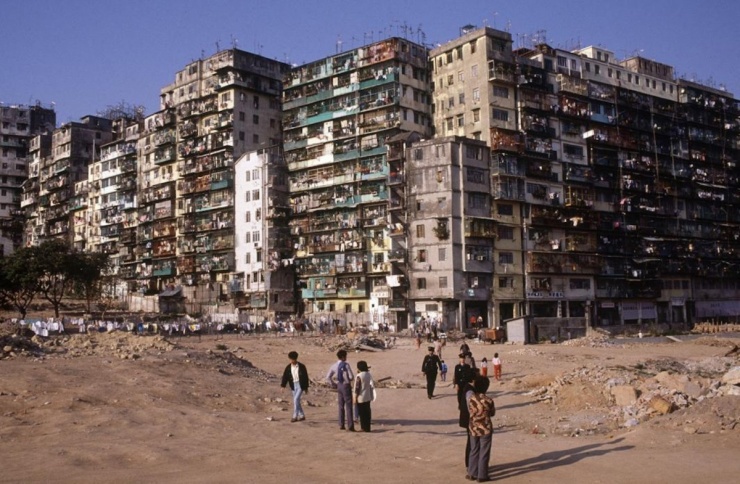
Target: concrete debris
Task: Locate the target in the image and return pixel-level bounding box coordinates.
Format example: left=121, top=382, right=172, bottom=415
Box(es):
left=531, top=354, right=739, bottom=432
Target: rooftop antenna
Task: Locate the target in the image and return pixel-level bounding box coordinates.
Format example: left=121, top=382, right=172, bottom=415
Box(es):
left=336, top=35, right=343, bottom=54
left=215, top=40, right=221, bottom=53
left=231, top=35, right=238, bottom=49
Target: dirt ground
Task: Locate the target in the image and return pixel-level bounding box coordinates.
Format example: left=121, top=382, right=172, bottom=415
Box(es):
left=1, top=327, right=739, bottom=484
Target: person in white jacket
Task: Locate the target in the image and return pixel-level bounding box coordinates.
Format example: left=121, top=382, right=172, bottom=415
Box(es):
left=354, top=360, right=376, bottom=432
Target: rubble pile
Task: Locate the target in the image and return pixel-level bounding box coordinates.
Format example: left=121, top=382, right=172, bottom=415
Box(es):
left=0, top=332, right=44, bottom=359
left=526, top=356, right=740, bottom=434
left=560, top=335, right=625, bottom=349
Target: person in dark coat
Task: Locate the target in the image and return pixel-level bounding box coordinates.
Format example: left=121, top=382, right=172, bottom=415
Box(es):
left=454, top=354, right=476, bottom=467
left=280, top=350, right=309, bottom=422
left=421, top=346, right=442, bottom=399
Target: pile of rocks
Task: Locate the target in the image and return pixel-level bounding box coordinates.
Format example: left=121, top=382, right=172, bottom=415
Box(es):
left=527, top=357, right=739, bottom=432
left=1, top=333, right=44, bottom=359
left=560, top=335, right=625, bottom=348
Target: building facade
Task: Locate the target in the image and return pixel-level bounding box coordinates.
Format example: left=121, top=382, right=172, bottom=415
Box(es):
left=234, top=146, right=294, bottom=318
left=283, top=37, right=432, bottom=329
left=429, top=25, right=739, bottom=336
left=1, top=104, right=55, bottom=254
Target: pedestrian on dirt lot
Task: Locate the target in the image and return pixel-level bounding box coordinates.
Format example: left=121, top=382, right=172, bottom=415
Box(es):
left=440, top=360, right=448, bottom=382
left=480, top=357, right=488, bottom=377
left=466, top=375, right=495, bottom=482
left=455, top=358, right=476, bottom=468
left=353, top=360, right=376, bottom=432
left=326, top=349, right=355, bottom=431
left=421, top=346, right=442, bottom=399
left=492, top=353, right=502, bottom=381
left=280, top=351, right=309, bottom=422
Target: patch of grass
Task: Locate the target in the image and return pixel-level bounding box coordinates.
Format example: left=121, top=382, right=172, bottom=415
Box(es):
left=215, top=343, right=227, bottom=351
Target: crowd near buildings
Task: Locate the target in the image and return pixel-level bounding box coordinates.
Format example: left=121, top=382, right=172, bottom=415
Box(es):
left=2, top=23, right=738, bottom=336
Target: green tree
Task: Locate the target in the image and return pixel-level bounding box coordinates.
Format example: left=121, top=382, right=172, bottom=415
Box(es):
left=35, top=239, right=79, bottom=318
left=0, top=247, right=43, bottom=319
left=73, top=251, right=114, bottom=314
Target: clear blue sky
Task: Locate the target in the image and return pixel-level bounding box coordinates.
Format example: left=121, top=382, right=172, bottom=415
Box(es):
left=2, top=0, right=738, bottom=124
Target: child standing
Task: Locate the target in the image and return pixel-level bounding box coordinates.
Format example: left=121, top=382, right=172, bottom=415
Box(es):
left=480, top=357, right=488, bottom=377
left=492, top=352, right=502, bottom=381
left=467, top=375, right=496, bottom=482
left=440, top=360, right=448, bottom=381
left=354, top=360, right=376, bottom=432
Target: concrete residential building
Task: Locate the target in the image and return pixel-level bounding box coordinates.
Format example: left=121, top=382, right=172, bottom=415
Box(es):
left=429, top=24, right=739, bottom=336
left=1, top=103, right=55, bottom=254
left=283, top=37, right=432, bottom=329
left=406, top=136, right=495, bottom=330
left=120, top=49, right=290, bottom=314
left=234, top=146, right=293, bottom=318
left=23, top=116, right=113, bottom=249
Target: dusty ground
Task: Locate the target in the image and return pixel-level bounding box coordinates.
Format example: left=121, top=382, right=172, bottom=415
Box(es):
left=1, top=326, right=739, bottom=484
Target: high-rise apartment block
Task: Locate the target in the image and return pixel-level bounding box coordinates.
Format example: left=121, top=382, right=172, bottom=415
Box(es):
left=15, top=25, right=739, bottom=330
left=282, top=37, right=432, bottom=328
left=428, top=26, right=739, bottom=334
left=1, top=103, right=55, bottom=254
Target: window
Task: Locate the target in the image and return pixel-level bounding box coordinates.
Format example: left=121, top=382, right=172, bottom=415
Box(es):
left=245, top=211, right=251, bottom=222
left=585, top=62, right=590, bottom=72
left=418, top=249, right=427, bottom=262
left=569, top=278, right=590, bottom=290
left=447, top=74, right=454, bottom=86
left=458, top=70, right=464, bottom=82
left=457, top=115, right=464, bottom=127
left=255, top=208, right=261, bottom=221
left=471, top=64, right=478, bottom=78
left=253, top=95, right=259, bottom=109
left=468, top=276, right=479, bottom=288
left=239, top=131, right=245, bottom=141
left=498, top=277, right=514, bottom=288
left=473, top=109, right=480, bottom=122
left=468, top=192, right=487, bottom=208
left=498, top=252, right=514, bottom=264
left=245, top=191, right=251, bottom=202
left=563, top=144, right=584, bottom=159
left=245, top=232, right=251, bottom=243
left=493, top=86, right=509, bottom=98
left=497, top=226, right=514, bottom=240
left=497, top=203, right=513, bottom=216
left=252, top=169, right=260, bottom=179
left=245, top=171, right=251, bottom=181
left=253, top=114, right=259, bottom=124
left=470, top=40, right=477, bottom=54
left=252, top=189, right=260, bottom=200
left=253, top=230, right=260, bottom=243
left=466, top=167, right=485, bottom=183
left=472, top=88, right=480, bottom=103
left=253, top=134, right=259, bottom=143
left=458, top=93, right=465, bottom=104
left=417, top=278, right=427, bottom=289
left=438, top=248, right=446, bottom=261
left=255, top=249, right=262, bottom=262
left=439, top=276, right=448, bottom=289
left=239, top=111, right=245, bottom=121
left=557, top=56, right=567, bottom=67
left=446, top=118, right=453, bottom=131
left=416, top=224, right=425, bottom=238
left=492, top=109, right=509, bottom=122
left=448, top=97, right=454, bottom=109
left=594, top=65, right=600, bottom=75
left=245, top=253, right=251, bottom=264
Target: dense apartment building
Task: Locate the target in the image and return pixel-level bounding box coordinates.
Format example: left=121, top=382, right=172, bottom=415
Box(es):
left=429, top=25, right=739, bottom=335
left=23, top=116, right=113, bottom=249
left=406, top=136, right=495, bottom=329
left=234, top=146, right=294, bottom=316
left=1, top=104, right=56, bottom=254
left=283, top=37, right=433, bottom=329
left=117, top=49, right=290, bottom=313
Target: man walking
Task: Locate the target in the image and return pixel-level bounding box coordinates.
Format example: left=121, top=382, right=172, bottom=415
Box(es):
left=326, top=349, right=355, bottom=431
left=421, top=346, right=442, bottom=399
left=280, top=351, right=309, bottom=422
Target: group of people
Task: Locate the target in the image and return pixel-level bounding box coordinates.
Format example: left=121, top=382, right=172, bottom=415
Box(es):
left=280, top=349, right=376, bottom=432
left=279, top=338, right=500, bottom=482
